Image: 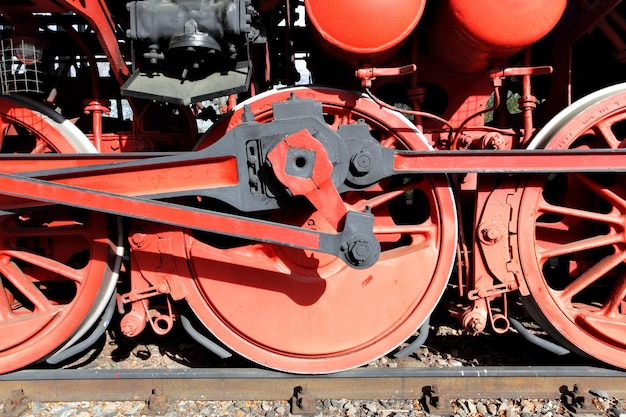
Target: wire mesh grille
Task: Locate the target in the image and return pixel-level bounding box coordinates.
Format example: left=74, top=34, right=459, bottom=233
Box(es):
left=0, top=38, right=43, bottom=95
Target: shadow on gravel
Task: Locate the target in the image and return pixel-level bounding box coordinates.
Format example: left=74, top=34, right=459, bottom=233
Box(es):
left=405, top=302, right=595, bottom=368
left=30, top=294, right=600, bottom=372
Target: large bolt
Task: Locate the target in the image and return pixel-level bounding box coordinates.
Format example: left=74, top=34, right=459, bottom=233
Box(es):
left=351, top=149, right=374, bottom=174
left=467, top=318, right=483, bottom=334
left=482, top=226, right=501, bottom=243
left=343, top=236, right=377, bottom=267
left=478, top=222, right=503, bottom=245
left=147, top=388, right=169, bottom=414
left=349, top=241, right=371, bottom=264
left=483, top=133, right=506, bottom=150
left=458, top=133, right=473, bottom=150
left=4, top=389, right=27, bottom=414
left=130, top=230, right=148, bottom=249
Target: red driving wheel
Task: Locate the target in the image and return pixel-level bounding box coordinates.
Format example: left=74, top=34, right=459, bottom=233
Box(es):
left=519, top=84, right=626, bottom=368
left=182, top=87, right=457, bottom=373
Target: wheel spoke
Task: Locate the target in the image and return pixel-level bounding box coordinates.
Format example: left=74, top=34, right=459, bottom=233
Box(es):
left=573, top=173, right=626, bottom=210
left=538, top=198, right=622, bottom=226
left=327, top=113, right=350, bottom=130
left=596, top=121, right=622, bottom=149
left=538, top=232, right=622, bottom=260
left=559, top=246, right=626, bottom=302
left=1, top=249, right=85, bottom=283
left=0, top=260, right=55, bottom=312
left=351, top=179, right=427, bottom=211
left=0, top=279, right=13, bottom=320
left=599, top=271, right=626, bottom=317
left=380, top=137, right=399, bottom=148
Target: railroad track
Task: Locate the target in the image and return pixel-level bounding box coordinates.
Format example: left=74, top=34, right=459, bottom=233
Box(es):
left=1, top=367, right=624, bottom=415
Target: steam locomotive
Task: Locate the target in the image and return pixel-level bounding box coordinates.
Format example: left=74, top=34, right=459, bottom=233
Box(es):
left=0, top=0, right=624, bottom=374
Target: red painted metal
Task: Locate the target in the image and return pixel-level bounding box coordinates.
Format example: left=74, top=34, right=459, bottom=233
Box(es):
left=0, top=171, right=326, bottom=252
left=181, top=87, right=457, bottom=373
left=120, top=224, right=187, bottom=337
left=43, top=157, right=239, bottom=199
left=427, top=0, right=567, bottom=73
left=83, top=99, right=111, bottom=152
left=356, top=64, right=416, bottom=89
left=1, top=0, right=626, bottom=375
left=0, top=98, right=85, bottom=154
left=0, top=99, right=117, bottom=374
left=267, top=129, right=347, bottom=229
left=392, top=150, right=626, bottom=173
left=0, top=155, right=152, bottom=175
left=4, top=149, right=626, bottom=190
left=519, top=86, right=626, bottom=369
left=304, top=0, right=426, bottom=64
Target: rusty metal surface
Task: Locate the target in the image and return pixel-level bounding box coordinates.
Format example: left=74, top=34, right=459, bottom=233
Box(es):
left=0, top=367, right=624, bottom=409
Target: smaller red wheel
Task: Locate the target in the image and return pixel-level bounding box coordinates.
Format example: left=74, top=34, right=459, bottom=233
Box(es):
left=184, top=87, right=457, bottom=373
left=0, top=95, right=121, bottom=373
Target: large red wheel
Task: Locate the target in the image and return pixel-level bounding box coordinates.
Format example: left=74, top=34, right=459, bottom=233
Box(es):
left=0, top=95, right=121, bottom=373
left=183, top=87, right=457, bottom=373
left=519, top=84, right=626, bottom=368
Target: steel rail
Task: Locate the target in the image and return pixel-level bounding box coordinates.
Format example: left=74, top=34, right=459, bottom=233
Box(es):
left=0, top=367, right=624, bottom=413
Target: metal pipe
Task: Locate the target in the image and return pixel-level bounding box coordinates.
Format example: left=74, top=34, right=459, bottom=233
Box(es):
left=393, top=316, right=430, bottom=358
left=509, top=317, right=570, bottom=357
left=521, top=49, right=535, bottom=144
left=180, top=313, right=232, bottom=359
left=46, top=294, right=117, bottom=365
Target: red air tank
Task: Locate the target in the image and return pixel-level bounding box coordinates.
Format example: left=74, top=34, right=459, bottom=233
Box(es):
left=428, top=0, right=567, bottom=73
left=305, top=0, right=427, bottom=64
